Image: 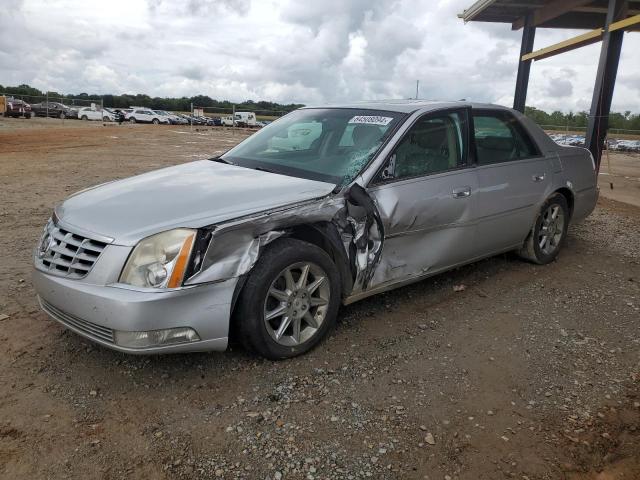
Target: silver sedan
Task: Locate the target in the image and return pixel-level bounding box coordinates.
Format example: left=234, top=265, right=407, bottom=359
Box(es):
left=33, top=101, right=598, bottom=359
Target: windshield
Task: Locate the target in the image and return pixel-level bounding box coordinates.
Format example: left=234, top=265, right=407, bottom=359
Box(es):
left=221, top=108, right=405, bottom=184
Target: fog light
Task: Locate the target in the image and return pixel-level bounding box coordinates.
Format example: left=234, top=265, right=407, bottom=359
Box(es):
left=114, top=327, right=200, bottom=349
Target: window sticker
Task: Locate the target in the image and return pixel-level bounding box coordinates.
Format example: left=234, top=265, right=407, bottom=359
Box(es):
left=348, top=115, right=393, bottom=126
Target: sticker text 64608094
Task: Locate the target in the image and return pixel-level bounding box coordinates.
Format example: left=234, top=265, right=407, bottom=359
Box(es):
left=348, top=115, right=393, bottom=126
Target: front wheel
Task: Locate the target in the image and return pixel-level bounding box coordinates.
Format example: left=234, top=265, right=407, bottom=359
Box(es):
left=518, top=193, right=570, bottom=265
left=236, top=238, right=341, bottom=360
left=129, top=117, right=136, bottom=123
left=81, top=115, right=88, bottom=121
left=152, top=118, right=159, bottom=125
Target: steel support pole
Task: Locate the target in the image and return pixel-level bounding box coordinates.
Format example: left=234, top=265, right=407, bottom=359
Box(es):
left=585, top=0, right=627, bottom=170
left=513, top=15, right=536, bottom=113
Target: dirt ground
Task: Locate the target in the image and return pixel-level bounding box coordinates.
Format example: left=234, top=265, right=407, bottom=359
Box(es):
left=1, top=117, right=639, bottom=480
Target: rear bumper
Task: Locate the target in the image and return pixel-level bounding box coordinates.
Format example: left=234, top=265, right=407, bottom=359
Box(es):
left=573, top=185, right=599, bottom=222
left=33, top=268, right=237, bottom=354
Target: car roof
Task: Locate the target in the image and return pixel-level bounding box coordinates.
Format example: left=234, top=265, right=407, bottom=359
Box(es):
left=301, top=100, right=511, bottom=114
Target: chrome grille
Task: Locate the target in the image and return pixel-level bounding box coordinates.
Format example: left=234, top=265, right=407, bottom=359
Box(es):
left=40, top=298, right=115, bottom=344
left=37, top=222, right=107, bottom=279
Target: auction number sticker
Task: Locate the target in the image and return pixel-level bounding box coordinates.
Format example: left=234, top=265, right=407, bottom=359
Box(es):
left=348, top=115, right=393, bottom=126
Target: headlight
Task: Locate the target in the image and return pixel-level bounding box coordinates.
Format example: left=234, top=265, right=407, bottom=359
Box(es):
left=119, top=228, right=196, bottom=289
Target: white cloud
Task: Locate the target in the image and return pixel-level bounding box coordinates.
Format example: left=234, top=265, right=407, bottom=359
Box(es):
left=0, top=0, right=639, bottom=112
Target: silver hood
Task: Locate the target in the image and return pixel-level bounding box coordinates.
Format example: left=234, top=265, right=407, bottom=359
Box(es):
left=56, top=160, right=336, bottom=245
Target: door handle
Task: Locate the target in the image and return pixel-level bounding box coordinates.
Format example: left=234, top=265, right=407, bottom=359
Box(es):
left=452, top=186, right=471, bottom=199
left=532, top=173, right=546, bottom=182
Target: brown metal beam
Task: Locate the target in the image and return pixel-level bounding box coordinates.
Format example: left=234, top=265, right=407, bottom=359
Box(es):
left=521, top=28, right=603, bottom=61
left=512, top=0, right=593, bottom=30
left=609, top=12, right=640, bottom=29
left=539, top=11, right=614, bottom=29
left=521, top=10, right=640, bottom=61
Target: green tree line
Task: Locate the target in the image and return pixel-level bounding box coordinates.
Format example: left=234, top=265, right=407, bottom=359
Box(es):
left=2, top=84, right=640, bottom=130
left=525, top=106, right=640, bottom=131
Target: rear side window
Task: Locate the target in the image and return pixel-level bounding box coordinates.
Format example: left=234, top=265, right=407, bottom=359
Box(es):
left=473, top=111, right=539, bottom=165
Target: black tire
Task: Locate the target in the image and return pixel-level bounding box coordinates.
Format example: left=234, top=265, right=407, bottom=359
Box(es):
left=152, top=118, right=159, bottom=125
left=235, top=238, right=341, bottom=360
left=103, top=116, right=110, bottom=122
left=59, top=112, right=65, bottom=119
left=81, top=115, right=88, bottom=121
left=129, top=117, right=136, bottom=123
left=518, top=193, right=570, bottom=265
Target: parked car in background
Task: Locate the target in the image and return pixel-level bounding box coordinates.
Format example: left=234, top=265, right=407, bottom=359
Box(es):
left=221, top=115, right=235, bottom=126
left=211, top=117, right=222, bottom=126
left=162, top=111, right=188, bottom=125
left=151, top=110, right=174, bottom=124
left=3, top=97, right=32, bottom=118
left=77, top=106, right=116, bottom=122
left=192, top=115, right=209, bottom=125
left=126, top=108, right=163, bottom=124
left=33, top=101, right=598, bottom=360
left=613, top=139, right=640, bottom=152
left=234, top=111, right=257, bottom=127
left=31, top=102, right=79, bottom=119
left=175, top=113, right=193, bottom=125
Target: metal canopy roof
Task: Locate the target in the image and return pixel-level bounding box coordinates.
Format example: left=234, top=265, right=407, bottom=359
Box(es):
left=459, top=0, right=640, bottom=30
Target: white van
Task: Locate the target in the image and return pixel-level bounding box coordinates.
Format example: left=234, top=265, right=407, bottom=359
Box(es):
left=234, top=111, right=257, bottom=127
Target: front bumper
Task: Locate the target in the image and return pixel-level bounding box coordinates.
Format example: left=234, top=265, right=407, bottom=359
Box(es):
left=33, top=268, right=237, bottom=354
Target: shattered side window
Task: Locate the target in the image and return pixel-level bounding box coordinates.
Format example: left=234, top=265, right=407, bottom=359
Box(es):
left=222, top=108, right=405, bottom=184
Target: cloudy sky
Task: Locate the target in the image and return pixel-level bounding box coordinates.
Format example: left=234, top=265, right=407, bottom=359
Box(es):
left=1, top=0, right=639, bottom=112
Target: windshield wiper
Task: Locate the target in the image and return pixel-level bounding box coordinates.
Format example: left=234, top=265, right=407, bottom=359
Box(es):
left=254, top=166, right=276, bottom=174
left=210, top=156, right=233, bottom=165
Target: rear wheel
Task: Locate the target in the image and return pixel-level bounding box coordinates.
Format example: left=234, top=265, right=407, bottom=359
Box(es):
left=103, top=116, right=110, bottom=122
left=518, top=193, right=569, bottom=265
left=236, top=238, right=341, bottom=360
left=59, top=112, right=66, bottom=119
left=129, top=117, right=136, bottom=123
left=152, top=118, right=159, bottom=125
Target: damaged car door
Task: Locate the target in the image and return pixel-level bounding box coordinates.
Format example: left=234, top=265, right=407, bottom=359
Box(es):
left=364, top=108, right=478, bottom=291
left=471, top=109, right=548, bottom=253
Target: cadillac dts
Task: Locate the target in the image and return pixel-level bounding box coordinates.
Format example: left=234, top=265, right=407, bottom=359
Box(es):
left=33, top=101, right=598, bottom=359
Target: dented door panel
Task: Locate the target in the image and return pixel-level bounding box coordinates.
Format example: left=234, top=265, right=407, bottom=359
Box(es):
left=366, top=169, right=479, bottom=289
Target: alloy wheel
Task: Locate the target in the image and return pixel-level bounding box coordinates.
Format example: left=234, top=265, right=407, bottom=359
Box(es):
left=263, top=262, right=330, bottom=347
left=538, top=203, right=565, bottom=256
